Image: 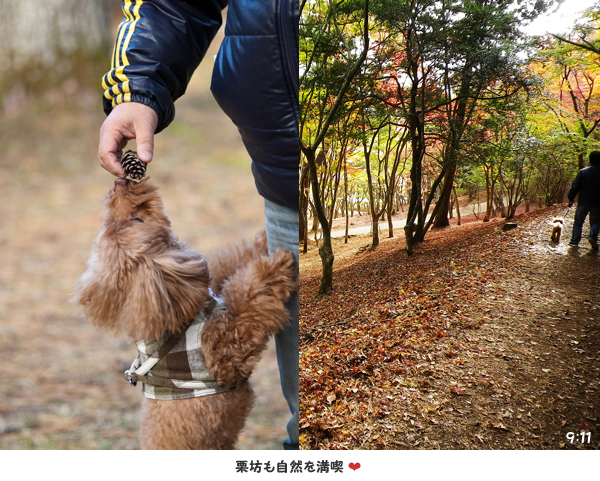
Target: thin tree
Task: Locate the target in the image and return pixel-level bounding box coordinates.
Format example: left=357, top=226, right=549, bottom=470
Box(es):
left=300, top=0, right=370, bottom=293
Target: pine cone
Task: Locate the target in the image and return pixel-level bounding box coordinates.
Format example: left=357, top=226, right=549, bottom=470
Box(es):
left=121, top=150, right=147, bottom=182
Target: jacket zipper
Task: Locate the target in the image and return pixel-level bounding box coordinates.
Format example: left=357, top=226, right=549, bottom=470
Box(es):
left=279, top=0, right=299, bottom=122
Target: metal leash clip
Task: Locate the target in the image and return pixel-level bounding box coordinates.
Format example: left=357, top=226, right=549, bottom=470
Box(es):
left=124, top=370, right=137, bottom=387
left=124, top=355, right=141, bottom=387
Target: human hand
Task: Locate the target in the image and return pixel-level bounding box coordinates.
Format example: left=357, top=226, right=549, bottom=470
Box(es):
left=98, top=102, right=158, bottom=177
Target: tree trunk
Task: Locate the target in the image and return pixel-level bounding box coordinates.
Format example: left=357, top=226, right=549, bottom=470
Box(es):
left=453, top=185, right=461, bottom=226
left=305, top=150, right=334, bottom=294
left=387, top=203, right=394, bottom=237
left=299, top=0, right=369, bottom=294
left=300, top=162, right=309, bottom=254
left=344, top=156, right=349, bottom=244
left=433, top=164, right=456, bottom=228
left=483, top=167, right=494, bottom=222
left=404, top=81, right=425, bottom=253
left=0, top=0, right=117, bottom=104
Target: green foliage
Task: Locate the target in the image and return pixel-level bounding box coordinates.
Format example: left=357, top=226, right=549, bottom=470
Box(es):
left=534, top=24, right=600, bottom=168
left=301, top=0, right=600, bottom=290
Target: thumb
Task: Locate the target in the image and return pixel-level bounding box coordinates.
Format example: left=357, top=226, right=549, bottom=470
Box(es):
left=132, top=103, right=158, bottom=163
left=136, top=133, right=154, bottom=163
left=135, top=112, right=158, bottom=163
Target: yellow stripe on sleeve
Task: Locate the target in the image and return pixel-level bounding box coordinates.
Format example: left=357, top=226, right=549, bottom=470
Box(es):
left=121, top=0, right=143, bottom=67
left=113, top=66, right=127, bottom=83
left=115, top=1, right=133, bottom=71
left=103, top=0, right=143, bottom=104
left=112, top=19, right=127, bottom=73
left=111, top=93, right=132, bottom=108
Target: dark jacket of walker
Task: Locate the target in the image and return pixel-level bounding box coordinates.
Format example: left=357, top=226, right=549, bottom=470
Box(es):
left=102, top=0, right=299, bottom=211
left=568, top=165, right=600, bottom=209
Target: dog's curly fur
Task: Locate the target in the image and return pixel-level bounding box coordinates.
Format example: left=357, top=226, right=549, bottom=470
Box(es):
left=74, top=178, right=296, bottom=449
left=551, top=218, right=563, bottom=243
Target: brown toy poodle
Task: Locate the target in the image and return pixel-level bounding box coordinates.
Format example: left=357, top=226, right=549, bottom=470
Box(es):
left=551, top=218, right=563, bottom=243
left=74, top=178, right=296, bottom=449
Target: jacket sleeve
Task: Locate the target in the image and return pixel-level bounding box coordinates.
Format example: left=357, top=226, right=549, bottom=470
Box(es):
left=102, top=0, right=227, bottom=133
left=568, top=171, right=582, bottom=203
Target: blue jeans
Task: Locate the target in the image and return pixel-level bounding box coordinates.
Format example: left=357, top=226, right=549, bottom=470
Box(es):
left=264, top=199, right=299, bottom=450
left=570, top=206, right=600, bottom=245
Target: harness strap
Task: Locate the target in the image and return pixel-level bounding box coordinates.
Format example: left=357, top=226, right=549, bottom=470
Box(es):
left=123, top=292, right=224, bottom=387
left=124, top=324, right=189, bottom=386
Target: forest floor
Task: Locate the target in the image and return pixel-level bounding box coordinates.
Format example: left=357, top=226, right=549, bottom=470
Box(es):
left=300, top=205, right=600, bottom=449
left=0, top=34, right=289, bottom=450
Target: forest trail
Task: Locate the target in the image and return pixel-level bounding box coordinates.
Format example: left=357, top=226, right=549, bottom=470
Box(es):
left=321, top=198, right=499, bottom=239
left=300, top=205, right=600, bottom=449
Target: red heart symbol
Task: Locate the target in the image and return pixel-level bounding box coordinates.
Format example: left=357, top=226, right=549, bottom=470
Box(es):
left=349, top=462, right=361, bottom=471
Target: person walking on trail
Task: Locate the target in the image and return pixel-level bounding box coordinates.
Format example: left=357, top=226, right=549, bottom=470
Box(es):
left=568, top=151, right=600, bottom=251
left=96, top=0, right=299, bottom=450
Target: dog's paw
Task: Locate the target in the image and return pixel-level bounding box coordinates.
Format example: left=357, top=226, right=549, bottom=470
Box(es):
left=217, top=248, right=296, bottom=333
left=202, top=250, right=297, bottom=385
left=201, top=310, right=264, bottom=388
left=260, top=249, right=297, bottom=303
left=253, top=230, right=269, bottom=256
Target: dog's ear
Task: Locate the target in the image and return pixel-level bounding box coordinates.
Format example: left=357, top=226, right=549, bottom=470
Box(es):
left=153, top=251, right=211, bottom=319
left=118, top=252, right=210, bottom=341
left=73, top=253, right=128, bottom=332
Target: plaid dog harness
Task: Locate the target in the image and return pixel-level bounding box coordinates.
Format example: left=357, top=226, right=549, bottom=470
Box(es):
left=124, top=290, right=232, bottom=400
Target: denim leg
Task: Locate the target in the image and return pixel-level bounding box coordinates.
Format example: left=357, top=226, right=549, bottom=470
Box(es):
left=570, top=206, right=589, bottom=245
left=588, top=208, right=600, bottom=242
left=264, top=199, right=299, bottom=450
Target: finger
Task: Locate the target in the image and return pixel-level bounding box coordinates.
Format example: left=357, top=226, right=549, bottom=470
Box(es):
left=97, top=102, right=158, bottom=174
left=115, top=138, right=128, bottom=163
left=132, top=105, right=158, bottom=163
left=98, top=129, right=126, bottom=177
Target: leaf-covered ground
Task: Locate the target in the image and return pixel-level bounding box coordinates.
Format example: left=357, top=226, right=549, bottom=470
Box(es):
left=300, top=207, right=600, bottom=449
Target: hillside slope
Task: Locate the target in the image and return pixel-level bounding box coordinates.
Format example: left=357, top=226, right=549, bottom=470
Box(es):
left=300, top=206, right=600, bottom=449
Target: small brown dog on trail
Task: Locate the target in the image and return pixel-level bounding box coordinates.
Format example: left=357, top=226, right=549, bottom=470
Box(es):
left=551, top=218, right=563, bottom=243
left=74, top=178, right=296, bottom=449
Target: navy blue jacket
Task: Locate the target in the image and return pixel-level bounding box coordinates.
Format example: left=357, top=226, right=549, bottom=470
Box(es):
left=568, top=164, right=600, bottom=208
left=102, top=0, right=299, bottom=210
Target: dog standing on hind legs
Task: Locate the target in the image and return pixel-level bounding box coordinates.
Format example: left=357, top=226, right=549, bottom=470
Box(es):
left=74, top=178, right=296, bottom=449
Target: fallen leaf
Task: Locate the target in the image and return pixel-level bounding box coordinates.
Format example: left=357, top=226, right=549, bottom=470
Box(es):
left=450, top=386, right=465, bottom=395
